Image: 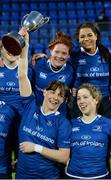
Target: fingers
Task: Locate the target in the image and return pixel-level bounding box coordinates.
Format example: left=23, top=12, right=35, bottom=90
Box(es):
left=20, top=143, right=25, bottom=152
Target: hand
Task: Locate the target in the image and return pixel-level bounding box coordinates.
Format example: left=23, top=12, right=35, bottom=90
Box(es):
left=18, top=27, right=29, bottom=45
left=20, top=141, right=35, bottom=153
left=31, top=53, right=47, bottom=65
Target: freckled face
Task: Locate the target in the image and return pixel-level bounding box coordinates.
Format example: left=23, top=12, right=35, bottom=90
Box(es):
left=50, top=43, right=70, bottom=68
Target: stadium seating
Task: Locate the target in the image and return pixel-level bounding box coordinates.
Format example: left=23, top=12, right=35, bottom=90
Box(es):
left=0, top=0, right=111, bottom=56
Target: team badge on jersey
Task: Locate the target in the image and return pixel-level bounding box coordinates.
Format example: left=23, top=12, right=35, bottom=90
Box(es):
left=58, top=75, right=66, bottom=82
left=78, top=59, right=86, bottom=65
left=92, top=125, right=102, bottom=132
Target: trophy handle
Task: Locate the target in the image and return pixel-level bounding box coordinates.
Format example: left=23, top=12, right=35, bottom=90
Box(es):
left=33, top=17, right=50, bottom=31
left=31, top=17, right=50, bottom=32
left=21, top=14, right=29, bottom=27
left=43, top=17, right=50, bottom=25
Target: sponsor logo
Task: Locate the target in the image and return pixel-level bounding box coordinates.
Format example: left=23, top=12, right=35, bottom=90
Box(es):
left=40, top=72, right=47, bottom=79
left=6, top=82, right=15, bottom=86
left=0, top=72, right=5, bottom=77
left=90, top=67, right=99, bottom=72
left=23, top=126, right=54, bottom=144
left=72, top=140, right=104, bottom=147
left=72, top=127, right=80, bottom=132
left=81, top=135, right=91, bottom=140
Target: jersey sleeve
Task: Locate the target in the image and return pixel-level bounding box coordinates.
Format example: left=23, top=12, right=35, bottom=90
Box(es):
left=20, top=94, right=36, bottom=115
left=57, top=116, right=72, bottom=148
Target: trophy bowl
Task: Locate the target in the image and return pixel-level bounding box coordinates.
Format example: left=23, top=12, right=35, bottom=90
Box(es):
left=2, top=31, right=25, bottom=56
left=2, top=11, right=49, bottom=56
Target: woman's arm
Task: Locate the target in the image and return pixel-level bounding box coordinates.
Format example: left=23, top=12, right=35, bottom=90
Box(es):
left=18, top=28, right=32, bottom=97
left=20, top=141, right=70, bottom=164
left=31, top=53, right=47, bottom=65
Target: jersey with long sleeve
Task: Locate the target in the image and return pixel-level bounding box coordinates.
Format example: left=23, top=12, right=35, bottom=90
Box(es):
left=34, top=58, right=74, bottom=106
left=0, top=102, right=15, bottom=174
left=72, top=49, right=110, bottom=97
left=66, top=115, right=111, bottom=179
left=16, top=95, right=71, bottom=179
left=0, top=64, right=34, bottom=113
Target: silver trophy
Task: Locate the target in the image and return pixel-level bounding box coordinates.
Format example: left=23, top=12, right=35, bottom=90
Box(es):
left=2, top=11, right=50, bottom=56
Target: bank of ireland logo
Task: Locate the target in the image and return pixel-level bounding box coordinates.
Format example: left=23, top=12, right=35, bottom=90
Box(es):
left=6, top=82, right=15, bottom=86
left=90, top=67, right=99, bottom=72
left=81, top=135, right=91, bottom=140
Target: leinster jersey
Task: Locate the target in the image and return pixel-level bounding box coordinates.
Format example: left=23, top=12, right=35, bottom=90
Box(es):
left=66, top=115, right=111, bottom=179
left=34, top=58, right=74, bottom=106
left=16, top=95, right=71, bottom=179
left=73, top=48, right=110, bottom=97
left=0, top=102, right=15, bottom=174
left=0, top=64, right=34, bottom=112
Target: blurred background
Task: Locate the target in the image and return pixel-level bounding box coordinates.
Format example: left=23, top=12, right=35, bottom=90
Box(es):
left=0, top=0, right=111, bottom=59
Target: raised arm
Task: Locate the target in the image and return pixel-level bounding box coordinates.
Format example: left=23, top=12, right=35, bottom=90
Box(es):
left=18, top=28, right=32, bottom=97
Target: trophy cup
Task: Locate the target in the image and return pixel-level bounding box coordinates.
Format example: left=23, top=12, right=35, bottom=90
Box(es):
left=2, top=11, right=49, bottom=56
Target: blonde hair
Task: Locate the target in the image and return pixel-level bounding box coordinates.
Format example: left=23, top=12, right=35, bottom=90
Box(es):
left=77, top=83, right=102, bottom=109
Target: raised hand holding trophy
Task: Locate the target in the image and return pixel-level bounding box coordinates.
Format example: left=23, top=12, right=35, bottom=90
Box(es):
left=2, top=11, right=49, bottom=56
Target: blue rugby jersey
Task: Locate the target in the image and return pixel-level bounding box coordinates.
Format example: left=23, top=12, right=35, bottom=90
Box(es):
left=0, top=102, right=15, bottom=174
left=34, top=58, right=74, bottom=106
left=16, top=95, right=71, bottom=179
left=0, top=64, right=34, bottom=113
left=66, top=115, right=111, bottom=179
left=72, top=49, right=110, bottom=97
